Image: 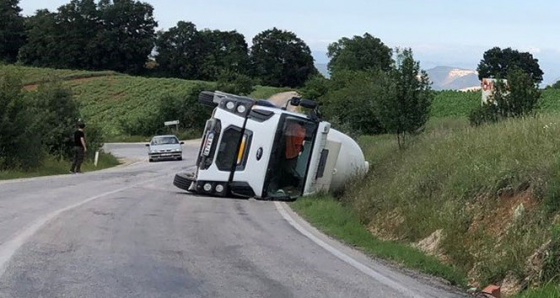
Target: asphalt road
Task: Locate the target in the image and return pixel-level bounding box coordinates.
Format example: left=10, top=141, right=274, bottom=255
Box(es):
left=0, top=141, right=467, bottom=298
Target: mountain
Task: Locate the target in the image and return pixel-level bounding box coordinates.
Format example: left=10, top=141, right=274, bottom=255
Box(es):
left=425, top=66, right=480, bottom=91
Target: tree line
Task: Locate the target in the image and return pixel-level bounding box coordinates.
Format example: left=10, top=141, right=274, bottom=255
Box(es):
left=0, top=0, right=317, bottom=88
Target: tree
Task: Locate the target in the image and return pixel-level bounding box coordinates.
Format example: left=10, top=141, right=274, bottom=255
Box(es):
left=18, top=9, right=60, bottom=67
left=20, top=0, right=157, bottom=74
left=0, top=0, right=26, bottom=63
left=315, top=70, right=386, bottom=135
left=154, top=21, right=204, bottom=79
left=250, top=28, right=317, bottom=88
left=477, top=47, right=544, bottom=84
left=19, top=0, right=100, bottom=69
left=550, top=80, right=560, bottom=89
left=377, top=48, right=433, bottom=149
left=198, top=29, right=250, bottom=80
left=469, top=68, right=541, bottom=126
left=327, top=33, right=392, bottom=75
left=94, top=0, right=157, bottom=74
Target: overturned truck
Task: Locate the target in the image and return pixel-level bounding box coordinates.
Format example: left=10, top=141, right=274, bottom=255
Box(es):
left=173, top=91, right=369, bottom=200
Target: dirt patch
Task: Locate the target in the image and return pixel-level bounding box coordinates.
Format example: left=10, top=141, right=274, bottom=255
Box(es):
left=367, top=210, right=404, bottom=241
left=266, top=91, right=302, bottom=113
left=23, top=76, right=106, bottom=92
left=468, top=190, right=537, bottom=239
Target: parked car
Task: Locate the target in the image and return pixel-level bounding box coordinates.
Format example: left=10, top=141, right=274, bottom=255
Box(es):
left=146, top=135, right=184, bottom=162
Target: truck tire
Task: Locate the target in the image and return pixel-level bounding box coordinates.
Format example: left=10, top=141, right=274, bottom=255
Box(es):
left=199, top=91, right=216, bottom=107
left=173, top=173, right=195, bottom=192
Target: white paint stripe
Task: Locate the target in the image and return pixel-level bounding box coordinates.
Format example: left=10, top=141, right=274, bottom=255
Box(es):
left=0, top=176, right=165, bottom=277
left=274, top=201, right=425, bottom=298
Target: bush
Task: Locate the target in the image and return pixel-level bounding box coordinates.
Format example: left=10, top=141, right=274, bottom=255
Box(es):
left=0, top=70, right=44, bottom=170
left=468, top=103, right=499, bottom=126
left=469, top=69, right=541, bottom=126
left=317, top=70, right=386, bottom=135
left=216, top=71, right=255, bottom=95
left=28, top=80, right=81, bottom=159
left=119, top=83, right=213, bottom=136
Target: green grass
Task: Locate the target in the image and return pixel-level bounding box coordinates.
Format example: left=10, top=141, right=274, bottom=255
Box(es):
left=431, top=90, right=481, bottom=118
left=430, top=89, right=560, bottom=119
left=0, top=152, right=120, bottom=180
left=291, top=113, right=560, bottom=294
left=517, top=285, right=560, bottom=298
left=344, top=114, right=560, bottom=288
left=290, top=194, right=467, bottom=286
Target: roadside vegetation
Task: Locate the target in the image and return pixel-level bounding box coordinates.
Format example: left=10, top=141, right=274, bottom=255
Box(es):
left=0, top=152, right=119, bottom=180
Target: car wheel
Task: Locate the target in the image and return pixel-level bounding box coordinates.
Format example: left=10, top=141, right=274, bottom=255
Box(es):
left=149, top=159, right=154, bottom=162
left=177, top=157, right=182, bottom=161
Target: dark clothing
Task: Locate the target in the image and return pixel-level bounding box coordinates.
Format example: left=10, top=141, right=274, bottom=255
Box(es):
left=74, top=130, right=85, bottom=147
left=70, top=146, right=85, bottom=173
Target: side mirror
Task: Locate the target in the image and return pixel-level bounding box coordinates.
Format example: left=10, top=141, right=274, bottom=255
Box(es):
left=289, top=97, right=301, bottom=106
left=180, top=141, right=184, bottom=145
left=145, top=144, right=150, bottom=147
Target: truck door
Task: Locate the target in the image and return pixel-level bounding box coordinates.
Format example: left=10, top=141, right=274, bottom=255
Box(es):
left=261, top=115, right=319, bottom=199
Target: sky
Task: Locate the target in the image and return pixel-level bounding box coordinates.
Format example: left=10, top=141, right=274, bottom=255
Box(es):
left=19, top=0, right=560, bottom=84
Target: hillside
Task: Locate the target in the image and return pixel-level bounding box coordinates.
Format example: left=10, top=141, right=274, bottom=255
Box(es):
left=0, top=65, right=291, bottom=137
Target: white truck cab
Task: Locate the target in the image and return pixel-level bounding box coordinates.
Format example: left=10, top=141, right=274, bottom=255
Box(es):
left=173, top=91, right=369, bottom=200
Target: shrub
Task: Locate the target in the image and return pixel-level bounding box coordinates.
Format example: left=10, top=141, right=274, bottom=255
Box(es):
left=216, top=71, right=255, bottom=95
left=0, top=70, right=44, bottom=170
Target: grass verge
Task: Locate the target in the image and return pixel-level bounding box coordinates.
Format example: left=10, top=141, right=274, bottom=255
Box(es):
left=0, top=152, right=120, bottom=180
left=517, top=284, right=560, bottom=298
left=289, top=194, right=467, bottom=287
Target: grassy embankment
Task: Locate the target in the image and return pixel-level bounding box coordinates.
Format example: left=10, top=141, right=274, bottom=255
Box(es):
left=292, top=89, right=560, bottom=296
left=0, top=152, right=120, bottom=180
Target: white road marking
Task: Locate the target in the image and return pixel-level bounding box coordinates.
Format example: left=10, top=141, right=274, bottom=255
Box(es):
left=274, top=201, right=425, bottom=298
left=0, top=176, right=165, bottom=277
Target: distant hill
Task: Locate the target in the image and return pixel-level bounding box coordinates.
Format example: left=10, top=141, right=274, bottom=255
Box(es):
left=425, top=66, right=480, bottom=91
left=313, top=63, right=481, bottom=90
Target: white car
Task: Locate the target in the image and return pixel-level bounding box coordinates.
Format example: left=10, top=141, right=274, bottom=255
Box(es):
left=146, top=135, right=184, bottom=162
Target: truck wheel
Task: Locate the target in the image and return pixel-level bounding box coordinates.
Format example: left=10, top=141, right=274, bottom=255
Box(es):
left=173, top=173, right=195, bottom=191
left=199, top=91, right=216, bottom=107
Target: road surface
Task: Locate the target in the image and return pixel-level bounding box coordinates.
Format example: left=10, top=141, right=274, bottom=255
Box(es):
left=0, top=141, right=466, bottom=298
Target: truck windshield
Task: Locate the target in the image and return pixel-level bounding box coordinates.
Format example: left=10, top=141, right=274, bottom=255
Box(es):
left=265, top=116, right=318, bottom=199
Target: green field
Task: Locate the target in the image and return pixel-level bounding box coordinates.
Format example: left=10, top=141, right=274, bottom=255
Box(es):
left=0, top=65, right=291, bottom=137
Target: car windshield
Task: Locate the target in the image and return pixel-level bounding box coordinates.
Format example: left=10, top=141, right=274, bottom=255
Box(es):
left=151, top=136, right=179, bottom=145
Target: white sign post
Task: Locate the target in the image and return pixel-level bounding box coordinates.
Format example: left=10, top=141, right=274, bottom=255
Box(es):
left=164, top=120, right=180, bottom=132
left=94, top=151, right=100, bottom=167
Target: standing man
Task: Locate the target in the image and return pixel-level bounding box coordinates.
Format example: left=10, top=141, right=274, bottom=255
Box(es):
left=70, top=123, right=87, bottom=174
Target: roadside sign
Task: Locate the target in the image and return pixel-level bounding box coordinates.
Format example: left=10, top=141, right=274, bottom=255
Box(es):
left=164, top=120, right=179, bottom=126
